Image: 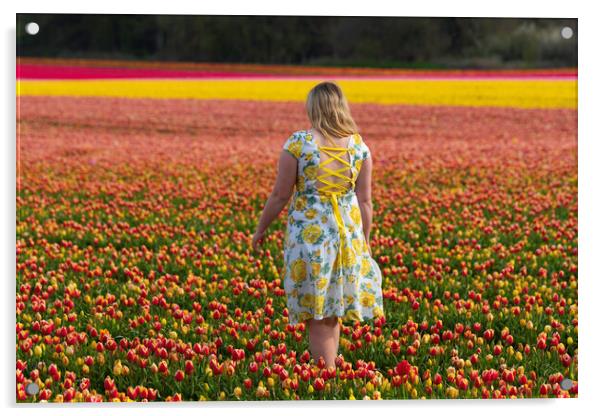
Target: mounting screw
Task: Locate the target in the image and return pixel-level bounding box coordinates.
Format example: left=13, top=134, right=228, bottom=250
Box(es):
left=25, top=382, right=40, bottom=396
left=559, top=378, right=574, bottom=390
left=25, top=22, right=40, bottom=35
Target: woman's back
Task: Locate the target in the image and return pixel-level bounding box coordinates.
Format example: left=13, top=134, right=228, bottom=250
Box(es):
left=282, top=129, right=370, bottom=196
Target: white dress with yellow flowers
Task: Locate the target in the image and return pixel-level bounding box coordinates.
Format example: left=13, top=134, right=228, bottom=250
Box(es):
left=281, top=129, right=384, bottom=325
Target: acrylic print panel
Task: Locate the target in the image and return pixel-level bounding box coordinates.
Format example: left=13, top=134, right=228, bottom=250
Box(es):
left=16, top=14, right=578, bottom=402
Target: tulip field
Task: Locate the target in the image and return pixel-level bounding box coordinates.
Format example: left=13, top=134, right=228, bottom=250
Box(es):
left=16, top=58, right=578, bottom=401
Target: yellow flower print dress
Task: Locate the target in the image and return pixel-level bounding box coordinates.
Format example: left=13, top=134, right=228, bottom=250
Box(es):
left=281, top=130, right=384, bottom=325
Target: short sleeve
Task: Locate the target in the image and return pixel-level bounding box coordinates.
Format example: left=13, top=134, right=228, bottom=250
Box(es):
left=282, top=132, right=303, bottom=160
left=360, top=138, right=371, bottom=161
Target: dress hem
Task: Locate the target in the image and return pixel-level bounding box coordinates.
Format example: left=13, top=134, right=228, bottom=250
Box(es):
left=286, top=310, right=384, bottom=326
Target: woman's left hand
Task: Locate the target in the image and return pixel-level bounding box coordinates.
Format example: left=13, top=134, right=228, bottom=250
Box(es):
left=252, top=229, right=266, bottom=252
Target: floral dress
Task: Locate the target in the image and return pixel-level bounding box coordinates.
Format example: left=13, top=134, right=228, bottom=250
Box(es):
left=281, top=129, right=385, bottom=325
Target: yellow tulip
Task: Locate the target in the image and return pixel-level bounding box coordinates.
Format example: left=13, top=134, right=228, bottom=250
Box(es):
left=113, top=360, right=123, bottom=376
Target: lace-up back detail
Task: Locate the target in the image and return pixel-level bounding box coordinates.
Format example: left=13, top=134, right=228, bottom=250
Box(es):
left=315, top=133, right=355, bottom=195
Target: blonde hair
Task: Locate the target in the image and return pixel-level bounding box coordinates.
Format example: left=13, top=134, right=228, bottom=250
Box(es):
left=306, top=81, right=359, bottom=141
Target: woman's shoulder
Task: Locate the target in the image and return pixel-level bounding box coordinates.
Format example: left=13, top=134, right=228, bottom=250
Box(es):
left=285, top=130, right=313, bottom=146
left=283, top=130, right=311, bottom=159
left=285, top=129, right=312, bottom=142
left=294, top=129, right=312, bottom=141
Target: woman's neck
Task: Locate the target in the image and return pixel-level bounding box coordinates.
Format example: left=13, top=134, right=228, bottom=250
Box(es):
left=309, top=128, right=350, bottom=142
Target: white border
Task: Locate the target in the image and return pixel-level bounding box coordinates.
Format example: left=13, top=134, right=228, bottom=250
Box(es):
left=3, top=1, right=600, bottom=415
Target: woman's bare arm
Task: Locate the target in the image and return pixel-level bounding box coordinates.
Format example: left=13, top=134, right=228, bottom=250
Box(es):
left=354, top=153, right=373, bottom=254
left=255, top=150, right=297, bottom=236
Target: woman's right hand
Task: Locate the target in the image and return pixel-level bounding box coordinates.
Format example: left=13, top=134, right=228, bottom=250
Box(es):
left=252, top=229, right=266, bottom=252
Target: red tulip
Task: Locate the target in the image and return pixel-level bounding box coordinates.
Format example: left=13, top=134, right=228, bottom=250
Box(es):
left=484, top=329, right=494, bottom=341
left=158, top=361, right=168, bottom=374
left=244, top=378, right=253, bottom=390
left=104, top=376, right=115, bottom=391
left=457, top=377, right=469, bottom=390
left=300, top=351, right=311, bottom=363
left=127, top=386, right=138, bottom=400
left=79, top=378, right=90, bottom=391
left=300, top=369, right=311, bottom=382
left=63, top=388, right=75, bottom=402
left=185, top=360, right=195, bottom=374
left=313, top=377, right=325, bottom=391
left=396, top=360, right=411, bottom=376
left=174, top=370, right=185, bottom=382
left=209, top=359, right=223, bottom=375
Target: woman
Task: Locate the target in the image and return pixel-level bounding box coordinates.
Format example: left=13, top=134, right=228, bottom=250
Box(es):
left=252, top=81, right=384, bottom=370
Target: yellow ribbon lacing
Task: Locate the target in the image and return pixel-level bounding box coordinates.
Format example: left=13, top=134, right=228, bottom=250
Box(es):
left=316, top=133, right=356, bottom=273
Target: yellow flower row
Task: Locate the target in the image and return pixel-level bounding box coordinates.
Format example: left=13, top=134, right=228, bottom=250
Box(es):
left=16, top=78, right=577, bottom=109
